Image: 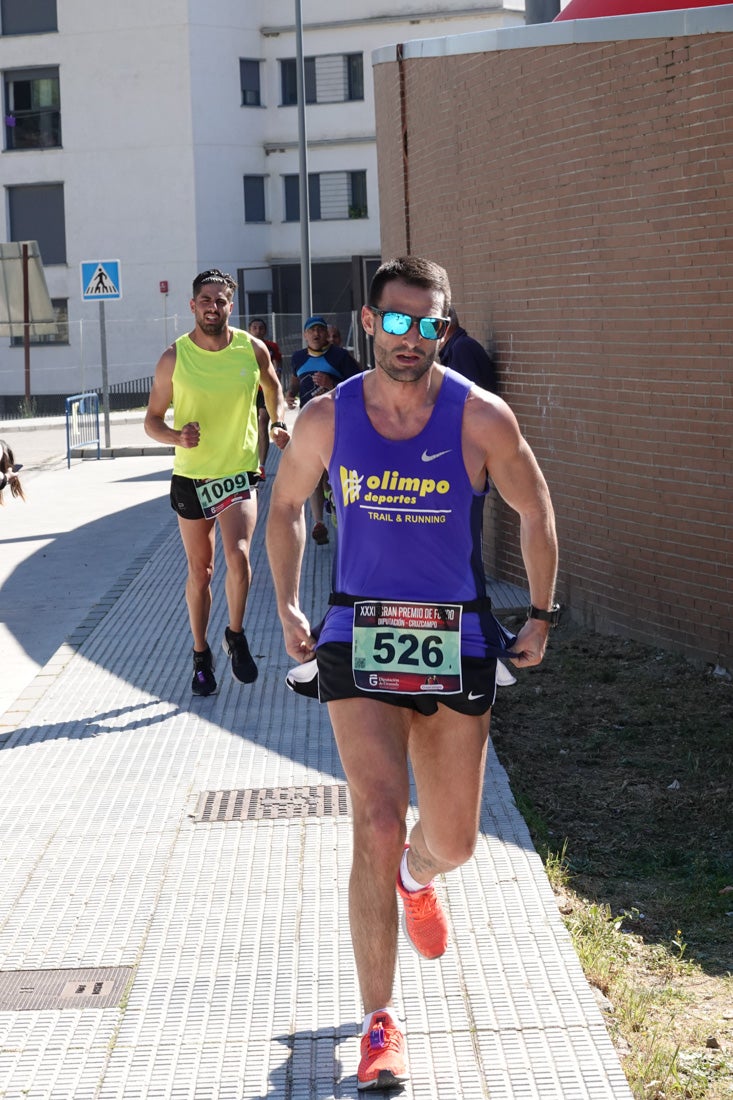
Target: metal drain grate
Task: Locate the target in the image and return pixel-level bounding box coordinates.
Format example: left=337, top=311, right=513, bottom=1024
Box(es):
left=192, top=784, right=351, bottom=823
left=0, top=966, right=133, bottom=1011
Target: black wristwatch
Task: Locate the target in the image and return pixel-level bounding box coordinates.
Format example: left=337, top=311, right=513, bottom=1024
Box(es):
left=270, top=421, right=287, bottom=431
left=527, top=603, right=561, bottom=627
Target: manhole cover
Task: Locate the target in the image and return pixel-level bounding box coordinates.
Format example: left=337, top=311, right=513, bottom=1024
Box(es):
left=0, top=966, right=133, bottom=1011
left=192, top=784, right=351, bottom=823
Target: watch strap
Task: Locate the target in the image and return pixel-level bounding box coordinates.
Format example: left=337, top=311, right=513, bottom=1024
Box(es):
left=528, top=603, right=561, bottom=626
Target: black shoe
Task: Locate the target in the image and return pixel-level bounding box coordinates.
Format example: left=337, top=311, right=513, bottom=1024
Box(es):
left=191, top=646, right=217, bottom=696
left=311, top=522, right=329, bottom=545
left=222, top=627, right=258, bottom=684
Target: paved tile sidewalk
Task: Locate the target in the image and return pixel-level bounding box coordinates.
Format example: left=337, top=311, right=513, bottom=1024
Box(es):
left=0, top=453, right=633, bottom=1099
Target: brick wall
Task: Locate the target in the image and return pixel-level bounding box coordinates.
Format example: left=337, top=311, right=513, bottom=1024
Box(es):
left=374, top=30, right=733, bottom=666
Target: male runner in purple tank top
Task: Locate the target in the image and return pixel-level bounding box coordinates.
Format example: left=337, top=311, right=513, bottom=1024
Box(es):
left=267, top=256, right=558, bottom=1091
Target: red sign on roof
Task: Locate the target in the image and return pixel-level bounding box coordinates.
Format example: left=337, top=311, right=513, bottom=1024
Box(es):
left=555, top=0, right=729, bottom=20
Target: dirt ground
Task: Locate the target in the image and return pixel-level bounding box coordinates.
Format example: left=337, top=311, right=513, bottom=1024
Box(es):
left=490, top=619, right=733, bottom=1097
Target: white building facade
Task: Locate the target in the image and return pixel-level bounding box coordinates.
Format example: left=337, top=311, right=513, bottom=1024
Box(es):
left=0, top=0, right=521, bottom=407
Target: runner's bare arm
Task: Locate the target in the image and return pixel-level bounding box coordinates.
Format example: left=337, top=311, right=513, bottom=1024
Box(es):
left=144, top=346, right=200, bottom=448
left=251, top=338, right=289, bottom=450
left=266, top=398, right=335, bottom=660
left=465, top=393, right=558, bottom=668
left=286, top=372, right=300, bottom=408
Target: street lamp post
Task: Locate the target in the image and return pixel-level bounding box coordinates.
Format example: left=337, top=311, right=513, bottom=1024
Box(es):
left=295, top=0, right=312, bottom=324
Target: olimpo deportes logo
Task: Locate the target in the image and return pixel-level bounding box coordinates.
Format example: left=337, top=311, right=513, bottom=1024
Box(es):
left=338, top=465, right=450, bottom=508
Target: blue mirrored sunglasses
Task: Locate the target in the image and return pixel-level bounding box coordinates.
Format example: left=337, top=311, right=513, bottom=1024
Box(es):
left=370, top=307, right=449, bottom=341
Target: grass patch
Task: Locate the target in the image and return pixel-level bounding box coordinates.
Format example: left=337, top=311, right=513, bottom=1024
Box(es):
left=491, top=621, right=733, bottom=1099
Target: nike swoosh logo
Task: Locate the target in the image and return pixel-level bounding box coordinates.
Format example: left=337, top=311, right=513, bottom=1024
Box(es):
left=421, top=448, right=451, bottom=462
left=467, top=691, right=485, bottom=700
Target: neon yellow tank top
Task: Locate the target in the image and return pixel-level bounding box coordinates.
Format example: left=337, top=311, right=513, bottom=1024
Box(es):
left=172, top=329, right=259, bottom=479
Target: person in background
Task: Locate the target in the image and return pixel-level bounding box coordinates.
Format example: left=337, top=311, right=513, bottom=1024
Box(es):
left=145, top=269, right=289, bottom=696
left=287, top=315, right=360, bottom=545
left=328, top=324, right=342, bottom=346
left=0, top=440, right=24, bottom=505
left=439, top=306, right=504, bottom=599
left=267, top=256, right=558, bottom=1090
left=438, top=306, right=498, bottom=394
left=248, top=317, right=283, bottom=481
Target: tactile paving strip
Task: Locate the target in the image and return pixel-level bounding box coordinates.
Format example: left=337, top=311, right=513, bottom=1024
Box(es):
left=0, top=458, right=634, bottom=1098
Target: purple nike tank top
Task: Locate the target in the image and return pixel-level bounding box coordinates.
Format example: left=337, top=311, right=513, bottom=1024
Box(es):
left=319, top=368, right=496, bottom=657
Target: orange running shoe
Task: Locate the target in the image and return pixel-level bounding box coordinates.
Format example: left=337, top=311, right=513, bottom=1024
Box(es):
left=396, top=858, right=449, bottom=959
left=357, top=1011, right=408, bottom=1091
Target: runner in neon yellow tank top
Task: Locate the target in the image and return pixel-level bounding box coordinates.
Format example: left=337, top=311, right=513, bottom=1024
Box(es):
left=145, top=269, right=289, bottom=695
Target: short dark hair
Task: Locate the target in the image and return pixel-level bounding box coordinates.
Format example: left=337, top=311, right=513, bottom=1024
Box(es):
left=192, top=269, right=237, bottom=297
left=249, top=316, right=267, bottom=329
left=368, top=256, right=451, bottom=313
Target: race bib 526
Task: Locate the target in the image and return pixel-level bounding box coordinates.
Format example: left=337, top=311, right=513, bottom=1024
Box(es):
left=352, top=601, right=462, bottom=694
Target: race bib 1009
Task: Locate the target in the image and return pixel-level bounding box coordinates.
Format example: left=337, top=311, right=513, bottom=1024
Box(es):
left=195, top=471, right=251, bottom=519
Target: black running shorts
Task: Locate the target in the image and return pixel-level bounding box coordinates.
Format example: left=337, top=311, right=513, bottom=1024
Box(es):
left=169, top=472, right=260, bottom=520
left=316, top=641, right=497, bottom=716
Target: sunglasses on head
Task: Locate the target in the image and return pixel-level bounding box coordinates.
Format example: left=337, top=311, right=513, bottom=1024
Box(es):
left=369, top=307, right=449, bottom=341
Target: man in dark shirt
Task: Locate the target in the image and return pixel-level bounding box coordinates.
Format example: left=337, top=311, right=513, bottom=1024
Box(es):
left=438, top=307, right=498, bottom=393
left=287, top=315, right=360, bottom=408
left=287, top=315, right=360, bottom=544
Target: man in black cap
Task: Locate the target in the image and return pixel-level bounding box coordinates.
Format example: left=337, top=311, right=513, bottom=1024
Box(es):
left=287, top=314, right=360, bottom=544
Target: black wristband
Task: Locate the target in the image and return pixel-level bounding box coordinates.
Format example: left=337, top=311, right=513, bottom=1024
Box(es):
left=270, top=421, right=287, bottom=431
left=527, top=603, right=561, bottom=627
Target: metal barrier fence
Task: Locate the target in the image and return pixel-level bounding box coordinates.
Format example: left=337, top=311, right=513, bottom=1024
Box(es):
left=1, top=311, right=362, bottom=420
left=65, top=392, right=100, bottom=468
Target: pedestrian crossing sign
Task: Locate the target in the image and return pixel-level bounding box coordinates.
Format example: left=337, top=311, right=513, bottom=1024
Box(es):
left=81, top=260, right=122, bottom=301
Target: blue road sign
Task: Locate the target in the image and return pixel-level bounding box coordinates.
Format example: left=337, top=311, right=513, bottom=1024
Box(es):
left=81, top=260, right=122, bottom=301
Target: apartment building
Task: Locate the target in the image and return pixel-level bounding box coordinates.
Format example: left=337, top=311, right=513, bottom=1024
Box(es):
left=0, top=0, right=521, bottom=401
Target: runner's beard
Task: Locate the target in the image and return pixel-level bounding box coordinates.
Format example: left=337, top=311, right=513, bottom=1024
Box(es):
left=377, top=347, right=434, bottom=383
left=199, top=317, right=227, bottom=336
